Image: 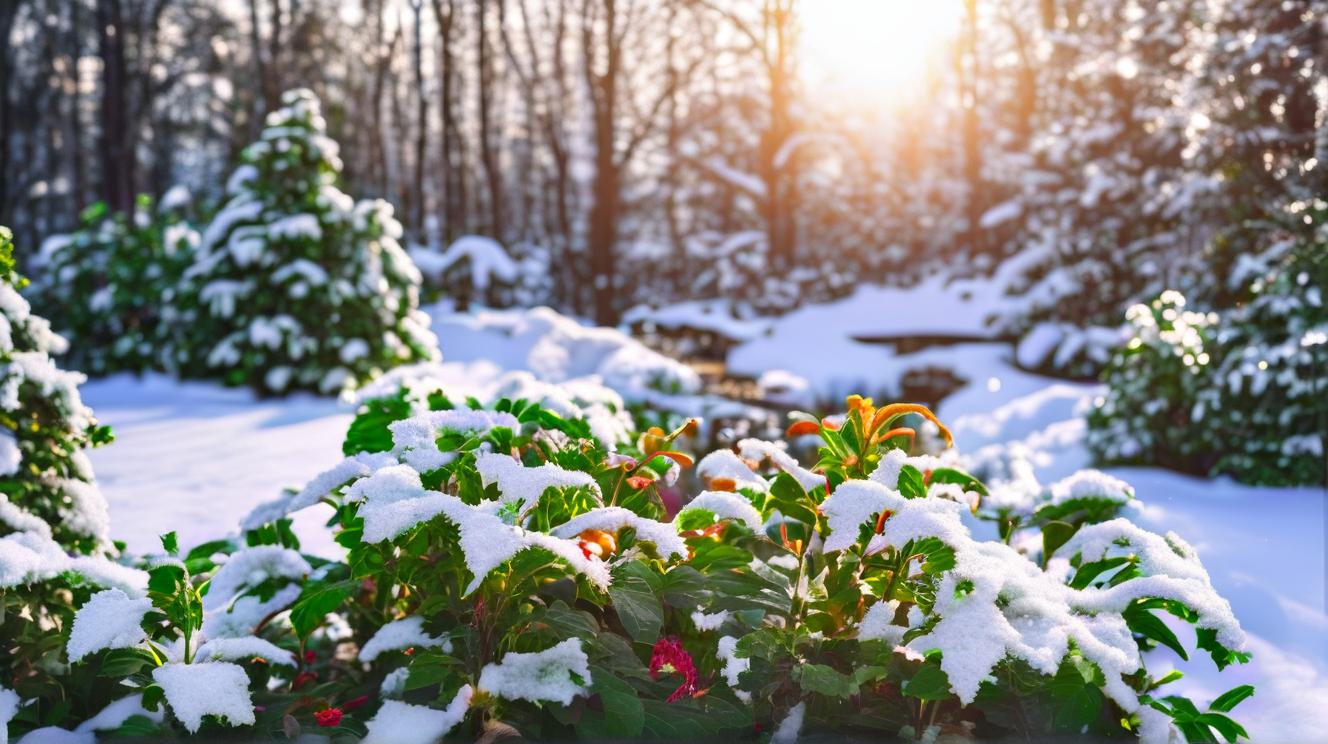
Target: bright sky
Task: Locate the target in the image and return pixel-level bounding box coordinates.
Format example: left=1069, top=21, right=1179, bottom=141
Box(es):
left=798, top=0, right=965, bottom=107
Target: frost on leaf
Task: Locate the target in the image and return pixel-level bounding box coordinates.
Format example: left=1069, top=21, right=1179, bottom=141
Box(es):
left=475, top=452, right=601, bottom=512
left=477, top=637, right=591, bottom=705
left=359, top=616, right=450, bottom=662
left=66, top=589, right=152, bottom=662
left=548, top=506, right=685, bottom=559
left=362, top=688, right=472, bottom=744
left=676, top=490, right=765, bottom=531
left=151, top=662, right=256, bottom=733
left=194, top=636, right=297, bottom=666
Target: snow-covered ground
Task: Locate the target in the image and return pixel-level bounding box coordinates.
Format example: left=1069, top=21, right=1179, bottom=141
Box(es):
left=81, top=298, right=1327, bottom=742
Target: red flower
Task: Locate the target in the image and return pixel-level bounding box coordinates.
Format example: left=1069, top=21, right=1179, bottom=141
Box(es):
left=304, top=650, right=317, bottom=664
left=314, top=707, right=343, bottom=727
left=292, top=671, right=318, bottom=690
left=343, top=695, right=371, bottom=711
left=649, top=637, right=698, bottom=703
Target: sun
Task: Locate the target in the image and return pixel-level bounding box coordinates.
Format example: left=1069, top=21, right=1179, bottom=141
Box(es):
left=798, top=0, right=964, bottom=105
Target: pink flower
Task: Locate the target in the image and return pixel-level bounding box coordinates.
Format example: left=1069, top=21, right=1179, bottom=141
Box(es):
left=649, top=637, right=698, bottom=703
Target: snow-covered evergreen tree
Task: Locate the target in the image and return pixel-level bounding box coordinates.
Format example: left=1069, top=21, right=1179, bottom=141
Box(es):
left=32, top=194, right=199, bottom=376
left=1, top=227, right=115, bottom=553
left=1, top=226, right=134, bottom=719
left=999, top=0, right=1208, bottom=330
left=174, top=89, right=438, bottom=395
left=1192, top=0, right=1326, bottom=305
left=1199, top=200, right=1328, bottom=486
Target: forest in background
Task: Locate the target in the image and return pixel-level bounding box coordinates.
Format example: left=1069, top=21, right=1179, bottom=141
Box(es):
left=1, top=0, right=1323, bottom=326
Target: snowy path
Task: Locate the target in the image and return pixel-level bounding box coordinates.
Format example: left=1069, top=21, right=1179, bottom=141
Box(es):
left=82, top=374, right=351, bottom=557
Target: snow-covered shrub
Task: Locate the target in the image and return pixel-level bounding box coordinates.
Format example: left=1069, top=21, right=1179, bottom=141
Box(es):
left=239, top=378, right=724, bottom=739
left=686, top=397, right=1251, bottom=743
left=173, top=89, right=437, bottom=395
left=0, top=226, right=147, bottom=733
left=30, top=194, right=199, bottom=375
left=227, top=384, right=1252, bottom=742
left=1015, top=322, right=1123, bottom=379
left=1087, top=292, right=1219, bottom=474
left=409, top=235, right=520, bottom=310
left=1197, top=219, right=1327, bottom=486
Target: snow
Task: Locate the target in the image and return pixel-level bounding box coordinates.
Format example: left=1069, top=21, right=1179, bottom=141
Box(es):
left=548, top=507, right=686, bottom=559
left=477, top=637, right=591, bottom=705
left=409, top=235, right=519, bottom=289
left=65, top=589, right=151, bottom=662
left=623, top=299, right=772, bottom=342
left=152, top=662, right=256, bottom=732
left=204, top=546, right=311, bottom=612
left=73, top=695, right=164, bottom=734
left=362, top=689, right=471, bottom=744
left=359, top=616, right=449, bottom=662
left=476, top=453, right=601, bottom=513
left=676, top=490, right=765, bottom=531
left=194, top=636, right=296, bottom=666
left=1, top=687, right=19, bottom=744
left=695, top=449, right=771, bottom=493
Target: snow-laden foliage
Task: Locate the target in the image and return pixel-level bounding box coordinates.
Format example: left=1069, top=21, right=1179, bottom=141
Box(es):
left=1088, top=291, right=1221, bottom=474
left=0, top=225, right=136, bottom=729
left=33, top=376, right=1252, bottom=742
left=1090, top=223, right=1327, bottom=487
left=1197, top=211, right=1328, bottom=485
left=172, top=89, right=438, bottom=394
left=29, top=194, right=198, bottom=375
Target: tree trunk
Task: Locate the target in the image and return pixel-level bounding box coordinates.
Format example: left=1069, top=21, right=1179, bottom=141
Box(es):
left=411, top=0, right=427, bottom=238
left=96, top=0, right=135, bottom=214
left=476, top=0, right=504, bottom=238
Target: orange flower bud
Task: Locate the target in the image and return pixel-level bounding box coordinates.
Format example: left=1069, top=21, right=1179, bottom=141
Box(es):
left=785, top=420, right=821, bottom=437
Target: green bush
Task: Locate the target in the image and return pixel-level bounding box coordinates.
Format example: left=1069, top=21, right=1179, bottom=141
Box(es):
left=31, top=195, right=198, bottom=376
left=1087, top=291, right=1220, bottom=475
left=7, top=370, right=1253, bottom=741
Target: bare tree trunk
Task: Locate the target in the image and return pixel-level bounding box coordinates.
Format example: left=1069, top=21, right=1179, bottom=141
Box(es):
left=0, top=0, right=24, bottom=222
left=476, top=0, right=505, bottom=238
left=432, top=0, right=467, bottom=240
left=248, top=0, right=270, bottom=135
left=97, top=0, right=135, bottom=214
left=958, top=0, right=982, bottom=256
left=411, top=0, right=427, bottom=238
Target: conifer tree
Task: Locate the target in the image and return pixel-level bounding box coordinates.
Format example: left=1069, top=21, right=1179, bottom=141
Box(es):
left=176, top=89, right=438, bottom=394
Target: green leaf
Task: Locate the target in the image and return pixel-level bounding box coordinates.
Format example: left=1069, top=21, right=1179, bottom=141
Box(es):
left=576, top=669, right=645, bottom=739
left=926, top=467, right=988, bottom=496
left=159, top=532, right=179, bottom=556
left=1194, top=712, right=1248, bottom=743
left=608, top=562, right=664, bottom=644
left=795, top=663, right=858, bottom=698
left=1209, top=684, right=1254, bottom=713
left=1041, top=520, right=1077, bottom=560
left=902, top=663, right=952, bottom=701
left=289, top=579, right=356, bottom=639
left=896, top=466, right=926, bottom=499
left=1124, top=605, right=1189, bottom=660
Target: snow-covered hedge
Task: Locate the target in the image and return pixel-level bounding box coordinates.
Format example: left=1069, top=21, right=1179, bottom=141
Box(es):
left=10, top=374, right=1256, bottom=742
left=31, top=195, right=199, bottom=376
left=0, top=226, right=153, bottom=730
left=1199, top=220, right=1327, bottom=486
left=1090, top=237, right=1326, bottom=486
left=1087, top=291, right=1220, bottom=474
left=172, top=89, right=438, bottom=394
